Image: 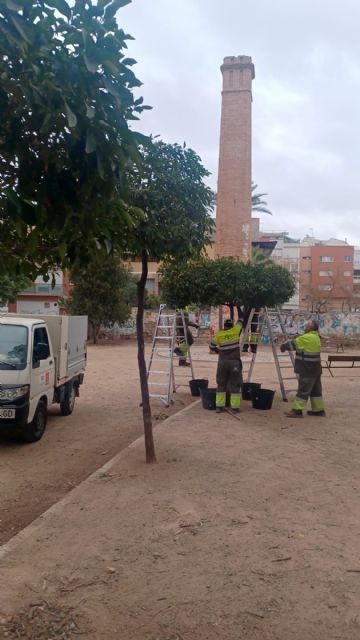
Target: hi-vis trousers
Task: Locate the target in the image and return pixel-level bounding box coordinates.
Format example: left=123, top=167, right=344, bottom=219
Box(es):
left=292, top=374, right=325, bottom=413
left=216, top=359, right=242, bottom=409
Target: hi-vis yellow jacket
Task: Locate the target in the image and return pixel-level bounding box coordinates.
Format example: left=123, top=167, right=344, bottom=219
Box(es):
left=210, top=322, right=242, bottom=362
left=282, top=331, right=322, bottom=376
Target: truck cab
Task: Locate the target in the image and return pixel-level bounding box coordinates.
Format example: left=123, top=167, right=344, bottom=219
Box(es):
left=0, top=315, right=87, bottom=442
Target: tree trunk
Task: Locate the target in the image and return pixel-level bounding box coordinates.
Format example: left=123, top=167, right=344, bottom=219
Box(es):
left=136, top=249, right=156, bottom=464
left=91, top=323, right=100, bottom=344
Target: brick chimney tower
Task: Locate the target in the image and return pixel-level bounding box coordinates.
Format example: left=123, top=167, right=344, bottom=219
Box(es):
left=215, top=56, right=255, bottom=261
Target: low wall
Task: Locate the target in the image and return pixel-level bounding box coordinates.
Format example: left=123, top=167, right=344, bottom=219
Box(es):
left=279, top=311, right=360, bottom=338
left=99, top=309, right=360, bottom=343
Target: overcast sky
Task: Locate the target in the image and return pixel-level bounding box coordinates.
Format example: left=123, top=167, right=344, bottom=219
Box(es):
left=120, top=0, right=360, bottom=246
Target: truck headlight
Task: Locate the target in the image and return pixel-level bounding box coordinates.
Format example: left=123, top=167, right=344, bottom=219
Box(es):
left=0, top=386, right=29, bottom=401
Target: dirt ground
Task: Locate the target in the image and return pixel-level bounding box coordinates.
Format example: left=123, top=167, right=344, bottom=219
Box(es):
left=0, top=343, right=197, bottom=545
left=1, top=343, right=360, bottom=639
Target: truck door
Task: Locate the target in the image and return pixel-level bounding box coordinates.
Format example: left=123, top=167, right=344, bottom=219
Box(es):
left=30, top=326, right=55, bottom=410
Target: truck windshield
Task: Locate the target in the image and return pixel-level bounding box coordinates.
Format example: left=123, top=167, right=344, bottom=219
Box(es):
left=0, top=325, right=28, bottom=370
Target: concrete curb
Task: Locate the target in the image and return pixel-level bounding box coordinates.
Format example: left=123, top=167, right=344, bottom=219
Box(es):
left=0, top=398, right=201, bottom=561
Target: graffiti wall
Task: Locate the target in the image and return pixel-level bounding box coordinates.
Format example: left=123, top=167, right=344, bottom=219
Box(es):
left=209, top=307, right=360, bottom=338
left=102, top=309, right=360, bottom=339
left=276, top=311, right=360, bottom=337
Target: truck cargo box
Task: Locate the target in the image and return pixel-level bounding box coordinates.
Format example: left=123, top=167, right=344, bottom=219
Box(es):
left=43, top=315, right=87, bottom=384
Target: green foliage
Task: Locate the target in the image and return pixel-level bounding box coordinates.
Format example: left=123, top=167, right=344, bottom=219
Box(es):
left=124, top=140, right=215, bottom=261
left=123, top=274, right=139, bottom=306
left=0, top=274, right=31, bottom=304
left=144, top=292, right=161, bottom=309
left=160, top=258, right=296, bottom=310
left=0, top=0, right=149, bottom=278
left=64, top=255, right=134, bottom=343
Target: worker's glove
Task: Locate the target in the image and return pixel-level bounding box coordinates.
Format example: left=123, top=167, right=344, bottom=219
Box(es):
left=280, top=344, right=286, bottom=353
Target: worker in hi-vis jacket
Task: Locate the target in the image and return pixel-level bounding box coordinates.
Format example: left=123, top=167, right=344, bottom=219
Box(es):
left=281, top=319, right=325, bottom=418
left=210, top=318, right=243, bottom=414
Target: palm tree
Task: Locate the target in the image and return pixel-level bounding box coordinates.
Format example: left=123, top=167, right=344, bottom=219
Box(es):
left=252, top=182, right=272, bottom=215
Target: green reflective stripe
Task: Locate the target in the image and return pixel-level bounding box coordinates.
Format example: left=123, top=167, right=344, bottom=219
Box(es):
left=311, top=397, right=325, bottom=411
left=179, top=343, right=188, bottom=356
left=230, top=393, right=241, bottom=409
left=292, top=397, right=305, bottom=411
left=216, top=392, right=226, bottom=407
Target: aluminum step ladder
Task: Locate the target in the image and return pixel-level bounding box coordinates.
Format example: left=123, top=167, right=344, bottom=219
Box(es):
left=147, top=305, right=195, bottom=407
left=240, top=308, right=259, bottom=382
left=244, top=307, right=298, bottom=401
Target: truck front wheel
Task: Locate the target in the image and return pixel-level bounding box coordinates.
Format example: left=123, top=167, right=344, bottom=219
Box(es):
left=22, top=401, right=47, bottom=443
left=60, top=383, right=76, bottom=416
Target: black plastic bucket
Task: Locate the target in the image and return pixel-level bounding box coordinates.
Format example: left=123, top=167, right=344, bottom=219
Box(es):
left=242, top=382, right=261, bottom=401
left=189, top=378, right=209, bottom=397
left=251, top=388, right=275, bottom=410
left=200, top=387, right=217, bottom=410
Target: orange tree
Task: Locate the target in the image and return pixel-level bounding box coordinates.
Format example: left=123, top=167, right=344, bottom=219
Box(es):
left=124, top=141, right=215, bottom=463
left=160, top=257, right=296, bottom=318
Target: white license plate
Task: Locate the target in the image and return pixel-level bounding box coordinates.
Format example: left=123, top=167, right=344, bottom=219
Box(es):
left=0, top=408, right=15, bottom=419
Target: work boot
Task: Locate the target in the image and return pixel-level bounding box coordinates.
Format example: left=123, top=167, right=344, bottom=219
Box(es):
left=216, top=407, right=225, bottom=414
left=307, top=410, right=326, bottom=417
left=229, top=408, right=240, bottom=414
left=284, top=409, right=303, bottom=418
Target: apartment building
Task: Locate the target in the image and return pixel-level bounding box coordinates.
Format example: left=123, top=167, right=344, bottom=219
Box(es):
left=300, top=242, right=354, bottom=311
left=259, top=232, right=356, bottom=311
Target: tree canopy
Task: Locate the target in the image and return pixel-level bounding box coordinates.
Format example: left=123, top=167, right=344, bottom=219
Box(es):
left=124, top=140, right=215, bottom=261
left=0, top=0, right=148, bottom=277
left=160, top=257, right=296, bottom=310
left=65, top=254, right=135, bottom=343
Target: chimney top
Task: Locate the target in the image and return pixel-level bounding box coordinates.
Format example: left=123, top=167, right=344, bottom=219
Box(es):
left=221, top=55, right=255, bottom=79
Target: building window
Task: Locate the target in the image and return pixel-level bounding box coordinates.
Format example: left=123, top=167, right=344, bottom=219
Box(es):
left=320, top=256, right=334, bottom=263
left=319, top=270, right=333, bottom=276
left=318, top=285, right=332, bottom=291
left=344, top=255, right=352, bottom=262
left=344, top=271, right=352, bottom=276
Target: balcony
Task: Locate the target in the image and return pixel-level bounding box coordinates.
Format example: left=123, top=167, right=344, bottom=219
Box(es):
left=19, top=284, right=64, bottom=296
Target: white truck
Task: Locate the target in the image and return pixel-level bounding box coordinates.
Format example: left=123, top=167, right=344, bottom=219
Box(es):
left=0, top=314, right=87, bottom=442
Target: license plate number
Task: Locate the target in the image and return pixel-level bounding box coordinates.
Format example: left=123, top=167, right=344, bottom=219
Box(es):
left=0, top=408, right=15, bottom=419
